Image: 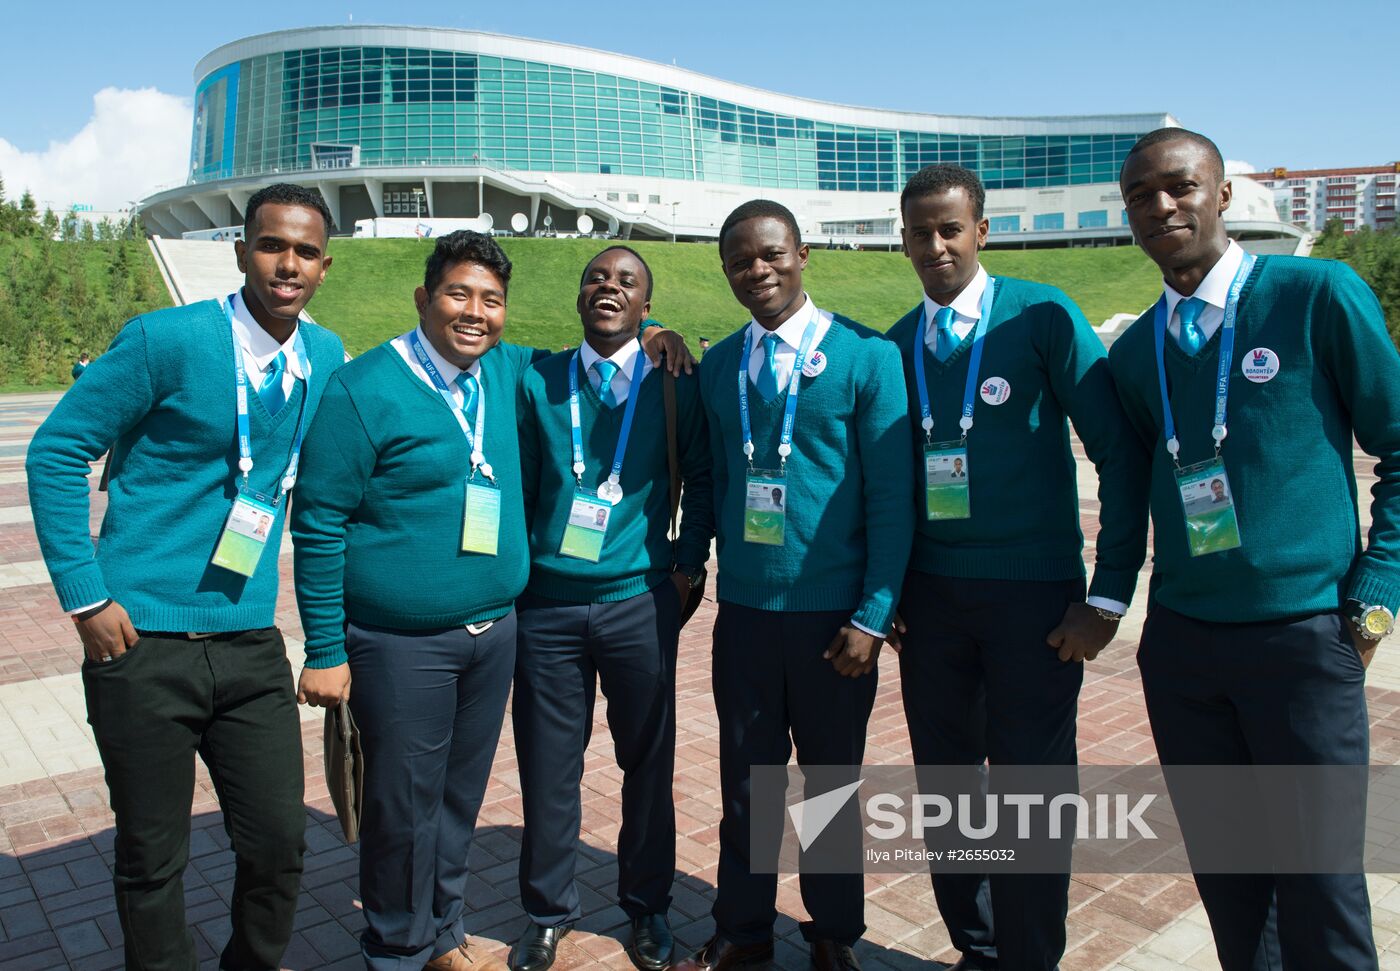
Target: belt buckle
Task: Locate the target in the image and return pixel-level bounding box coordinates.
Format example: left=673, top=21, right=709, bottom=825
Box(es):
left=185, top=631, right=217, bottom=640
left=465, top=621, right=494, bottom=636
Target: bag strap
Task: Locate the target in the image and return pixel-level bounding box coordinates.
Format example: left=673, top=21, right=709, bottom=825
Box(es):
left=663, top=363, right=680, bottom=542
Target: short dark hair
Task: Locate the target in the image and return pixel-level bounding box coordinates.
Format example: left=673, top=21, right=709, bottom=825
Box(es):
left=901, top=164, right=986, bottom=220
left=719, top=199, right=802, bottom=251
left=580, top=245, right=653, bottom=300
left=423, top=230, right=513, bottom=297
left=1122, top=128, right=1225, bottom=182
left=243, top=183, right=335, bottom=240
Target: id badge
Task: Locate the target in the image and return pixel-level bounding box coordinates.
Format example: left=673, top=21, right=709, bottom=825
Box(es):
left=1175, top=458, right=1242, bottom=557
left=744, top=470, right=787, bottom=546
left=560, top=489, right=612, bottom=562
left=923, top=442, right=970, bottom=521
left=462, top=478, right=501, bottom=556
left=211, top=491, right=277, bottom=577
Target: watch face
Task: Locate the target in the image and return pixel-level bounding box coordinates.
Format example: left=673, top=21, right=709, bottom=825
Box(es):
left=1363, top=607, right=1393, bottom=636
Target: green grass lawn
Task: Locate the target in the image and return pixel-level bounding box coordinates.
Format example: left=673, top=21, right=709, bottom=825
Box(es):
left=307, top=238, right=1163, bottom=356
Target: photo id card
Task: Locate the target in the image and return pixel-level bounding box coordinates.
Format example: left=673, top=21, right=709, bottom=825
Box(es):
left=924, top=442, right=970, bottom=521
left=744, top=470, right=787, bottom=546
left=211, top=491, right=277, bottom=577
left=560, top=489, right=612, bottom=562
left=1175, top=457, right=1242, bottom=557
left=461, top=479, right=501, bottom=556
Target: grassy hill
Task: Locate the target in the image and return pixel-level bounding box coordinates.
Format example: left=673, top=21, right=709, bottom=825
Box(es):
left=307, top=238, right=1164, bottom=356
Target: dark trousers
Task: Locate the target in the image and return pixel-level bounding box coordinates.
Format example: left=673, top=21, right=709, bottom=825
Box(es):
left=347, top=614, right=516, bottom=970
left=898, top=572, right=1086, bottom=971
left=711, top=602, right=876, bottom=947
left=1138, top=606, right=1378, bottom=971
left=514, top=584, right=680, bottom=924
left=82, top=628, right=306, bottom=971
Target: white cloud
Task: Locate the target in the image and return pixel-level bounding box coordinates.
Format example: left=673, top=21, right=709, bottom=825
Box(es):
left=0, top=87, right=191, bottom=212
left=1224, top=159, right=1258, bottom=175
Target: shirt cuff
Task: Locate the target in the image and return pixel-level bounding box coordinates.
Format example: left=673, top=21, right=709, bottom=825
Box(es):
left=850, top=618, right=885, bottom=638
left=69, top=599, right=109, bottom=618
left=1085, top=596, right=1128, bottom=616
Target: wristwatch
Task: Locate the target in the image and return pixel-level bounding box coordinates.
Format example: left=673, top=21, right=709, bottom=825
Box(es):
left=1092, top=606, right=1124, bottom=623
left=675, top=564, right=705, bottom=590
left=1345, top=600, right=1395, bottom=641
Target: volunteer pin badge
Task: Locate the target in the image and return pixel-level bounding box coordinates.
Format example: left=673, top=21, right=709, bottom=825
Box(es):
left=979, top=377, right=1011, bottom=405
left=802, top=350, right=828, bottom=378
left=1241, top=348, right=1279, bottom=383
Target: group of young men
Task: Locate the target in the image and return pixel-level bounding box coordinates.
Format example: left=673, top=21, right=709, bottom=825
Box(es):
left=25, top=125, right=1399, bottom=971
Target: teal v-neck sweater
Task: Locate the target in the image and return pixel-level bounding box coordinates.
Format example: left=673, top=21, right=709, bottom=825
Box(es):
left=885, top=277, right=1148, bottom=604
left=1109, top=255, right=1400, bottom=622
left=519, top=350, right=714, bottom=602
left=292, top=339, right=545, bottom=667
left=27, top=300, right=346, bottom=632
left=698, top=312, right=913, bottom=634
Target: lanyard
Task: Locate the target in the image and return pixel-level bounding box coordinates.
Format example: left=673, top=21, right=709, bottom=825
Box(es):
left=1152, top=253, right=1256, bottom=467
left=408, top=328, right=493, bottom=481
left=913, top=277, right=997, bottom=444
left=223, top=295, right=311, bottom=505
left=738, top=312, right=822, bottom=470
left=568, top=345, right=645, bottom=501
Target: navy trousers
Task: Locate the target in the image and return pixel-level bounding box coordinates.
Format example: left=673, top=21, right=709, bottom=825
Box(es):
left=513, top=584, right=681, bottom=924
left=898, top=572, right=1086, bottom=971
left=1138, top=605, right=1378, bottom=971
left=346, top=614, right=517, bottom=970
left=711, top=602, right=876, bottom=947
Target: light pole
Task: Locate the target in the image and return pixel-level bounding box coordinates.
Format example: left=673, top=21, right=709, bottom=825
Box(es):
left=670, top=201, right=679, bottom=244
left=412, top=187, right=424, bottom=219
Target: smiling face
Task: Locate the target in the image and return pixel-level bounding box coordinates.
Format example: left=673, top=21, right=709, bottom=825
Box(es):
left=901, top=187, right=988, bottom=303
left=1120, top=138, right=1232, bottom=280
left=234, top=202, right=331, bottom=332
left=720, top=216, right=809, bottom=329
left=413, top=260, right=507, bottom=369
left=577, top=248, right=652, bottom=347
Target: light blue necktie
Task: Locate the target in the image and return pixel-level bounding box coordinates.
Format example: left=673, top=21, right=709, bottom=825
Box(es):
left=756, top=333, right=781, bottom=402
left=1177, top=297, right=1207, bottom=356
left=454, top=371, right=479, bottom=424
left=258, top=351, right=287, bottom=416
left=932, top=306, right=959, bottom=362
left=594, top=359, right=620, bottom=408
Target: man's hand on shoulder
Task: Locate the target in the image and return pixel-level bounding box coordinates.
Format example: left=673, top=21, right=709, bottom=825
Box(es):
left=641, top=327, right=697, bottom=376
left=298, top=663, right=351, bottom=707
left=75, top=601, right=139, bottom=663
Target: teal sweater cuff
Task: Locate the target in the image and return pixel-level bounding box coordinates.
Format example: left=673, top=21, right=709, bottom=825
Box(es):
left=53, top=565, right=110, bottom=615
left=851, top=597, right=895, bottom=637
left=1347, top=570, right=1400, bottom=614
left=1087, top=567, right=1138, bottom=608
left=303, top=644, right=348, bottom=669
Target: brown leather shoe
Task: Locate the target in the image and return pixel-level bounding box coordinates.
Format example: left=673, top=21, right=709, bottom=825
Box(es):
left=809, top=939, right=861, bottom=971
left=426, top=938, right=510, bottom=971
left=671, top=935, right=774, bottom=971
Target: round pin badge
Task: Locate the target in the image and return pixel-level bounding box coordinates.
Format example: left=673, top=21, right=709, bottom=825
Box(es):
left=597, top=477, right=624, bottom=504
left=802, top=350, right=827, bottom=378
left=1241, top=347, right=1280, bottom=383
left=979, top=377, right=1012, bottom=405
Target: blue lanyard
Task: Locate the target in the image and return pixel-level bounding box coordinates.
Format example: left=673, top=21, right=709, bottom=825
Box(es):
left=223, top=294, right=311, bottom=505
left=1152, top=253, right=1255, bottom=466
left=738, top=311, right=822, bottom=469
left=913, top=277, right=997, bottom=443
left=568, top=344, right=645, bottom=488
left=408, top=328, right=493, bottom=480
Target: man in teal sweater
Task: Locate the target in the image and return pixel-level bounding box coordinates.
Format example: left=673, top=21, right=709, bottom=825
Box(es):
left=676, top=201, right=912, bottom=971
left=512, top=246, right=713, bottom=971
left=27, top=183, right=345, bottom=971
left=886, top=164, right=1148, bottom=971
left=1112, top=128, right=1397, bottom=970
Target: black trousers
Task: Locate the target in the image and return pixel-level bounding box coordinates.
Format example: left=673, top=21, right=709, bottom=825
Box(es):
left=711, top=602, right=876, bottom=947
left=898, top=572, right=1086, bottom=971
left=1138, top=605, right=1378, bottom=971
left=514, top=583, right=680, bottom=924
left=82, top=628, right=306, bottom=971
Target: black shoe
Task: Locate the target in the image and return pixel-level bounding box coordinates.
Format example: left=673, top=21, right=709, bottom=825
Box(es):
left=509, top=923, right=572, bottom=971
left=628, top=913, right=674, bottom=971
left=809, top=940, right=861, bottom=971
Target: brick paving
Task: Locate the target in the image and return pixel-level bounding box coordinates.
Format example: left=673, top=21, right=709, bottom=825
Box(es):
left=0, top=391, right=1397, bottom=970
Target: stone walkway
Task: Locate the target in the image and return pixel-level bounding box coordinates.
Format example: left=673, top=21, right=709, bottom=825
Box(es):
left=1, top=390, right=1398, bottom=970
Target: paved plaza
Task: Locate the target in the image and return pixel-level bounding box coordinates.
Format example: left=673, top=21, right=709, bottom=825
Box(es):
left=1, top=390, right=1399, bottom=970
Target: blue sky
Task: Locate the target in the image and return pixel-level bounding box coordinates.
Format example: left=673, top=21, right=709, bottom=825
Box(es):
left=0, top=0, right=1394, bottom=207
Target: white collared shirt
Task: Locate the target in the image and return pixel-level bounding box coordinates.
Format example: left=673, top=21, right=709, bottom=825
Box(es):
left=1162, top=240, right=1245, bottom=344
left=393, top=325, right=482, bottom=407
left=229, top=290, right=306, bottom=401
left=922, top=265, right=989, bottom=348
left=579, top=337, right=651, bottom=406
left=745, top=294, right=829, bottom=389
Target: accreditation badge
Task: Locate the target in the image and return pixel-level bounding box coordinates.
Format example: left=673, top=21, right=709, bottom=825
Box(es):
left=744, top=470, right=787, bottom=546
left=461, top=478, right=501, bottom=556
left=1174, top=458, right=1241, bottom=557
left=924, top=442, right=970, bottom=521
left=211, top=491, right=277, bottom=577
left=559, top=489, right=613, bottom=562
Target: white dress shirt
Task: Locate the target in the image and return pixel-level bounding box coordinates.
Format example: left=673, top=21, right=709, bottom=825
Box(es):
left=579, top=336, right=651, bottom=406
left=1162, top=240, right=1245, bottom=344
left=393, top=325, right=482, bottom=406
left=745, top=294, right=829, bottom=389
left=922, top=265, right=988, bottom=348
left=229, top=290, right=307, bottom=400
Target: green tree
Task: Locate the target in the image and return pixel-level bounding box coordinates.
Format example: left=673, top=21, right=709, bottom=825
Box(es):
left=17, top=191, right=38, bottom=237
left=40, top=208, right=59, bottom=240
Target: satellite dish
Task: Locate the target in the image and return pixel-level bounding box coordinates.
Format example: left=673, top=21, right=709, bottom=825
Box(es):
left=510, top=212, right=528, bottom=233
left=606, top=215, right=620, bottom=236
left=543, top=209, right=553, bottom=229
left=576, top=214, right=594, bottom=235
left=478, top=211, right=494, bottom=231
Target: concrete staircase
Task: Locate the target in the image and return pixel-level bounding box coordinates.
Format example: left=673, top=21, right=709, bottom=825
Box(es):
left=147, top=237, right=245, bottom=307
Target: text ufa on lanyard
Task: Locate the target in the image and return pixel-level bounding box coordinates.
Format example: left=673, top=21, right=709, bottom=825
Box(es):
left=739, top=313, right=823, bottom=545
left=558, top=347, right=644, bottom=562
left=408, top=329, right=501, bottom=556
left=210, top=296, right=312, bottom=577
left=1153, top=253, right=1255, bottom=558
left=913, top=279, right=997, bottom=521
